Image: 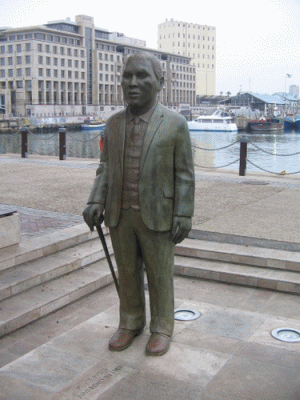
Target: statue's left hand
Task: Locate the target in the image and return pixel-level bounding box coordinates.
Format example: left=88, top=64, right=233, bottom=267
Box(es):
left=171, top=216, right=192, bottom=244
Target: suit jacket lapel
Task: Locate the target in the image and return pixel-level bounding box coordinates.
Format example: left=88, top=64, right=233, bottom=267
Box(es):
left=141, top=104, right=164, bottom=170
left=112, top=110, right=126, bottom=175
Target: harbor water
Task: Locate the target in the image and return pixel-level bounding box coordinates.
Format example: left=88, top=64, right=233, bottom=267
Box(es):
left=1, top=129, right=300, bottom=175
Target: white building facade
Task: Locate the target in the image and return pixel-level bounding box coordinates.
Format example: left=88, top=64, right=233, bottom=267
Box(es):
left=0, top=15, right=196, bottom=117
left=158, top=19, right=216, bottom=97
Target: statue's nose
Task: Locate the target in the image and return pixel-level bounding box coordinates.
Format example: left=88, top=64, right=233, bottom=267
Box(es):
left=130, top=75, right=138, bottom=86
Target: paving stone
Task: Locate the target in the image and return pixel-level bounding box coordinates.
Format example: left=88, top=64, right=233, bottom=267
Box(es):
left=0, top=343, right=99, bottom=394
left=0, top=374, right=52, bottom=400
left=140, top=341, right=230, bottom=387
left=97, top=370, right=205, bottom=400
left=236, top=341, right=300, bottom=369
left=174, top=328, right=243, bottom=355
left=204, top=355, right=300, bottom=400
left=187, top=307, right=265, bottom=341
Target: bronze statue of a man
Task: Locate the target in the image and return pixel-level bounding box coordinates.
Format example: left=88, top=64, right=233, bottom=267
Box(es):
left=83, top=52, right=194, bottom=356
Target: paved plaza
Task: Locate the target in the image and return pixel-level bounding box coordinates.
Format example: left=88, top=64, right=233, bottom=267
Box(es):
left=0, top=153, right=300, bottom=399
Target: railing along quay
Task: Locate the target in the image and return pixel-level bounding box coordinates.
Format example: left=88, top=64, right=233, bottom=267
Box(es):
left=2, top=127, right=300, bottom=177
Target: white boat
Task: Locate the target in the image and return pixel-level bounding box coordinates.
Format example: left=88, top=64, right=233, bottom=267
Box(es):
left=81, top=123, right=105, bottom=131
left=188, top=110, right=238, bottom=132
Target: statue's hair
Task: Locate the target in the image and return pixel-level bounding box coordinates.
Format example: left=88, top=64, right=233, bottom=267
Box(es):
left=125, top=52, right=163, bottom=80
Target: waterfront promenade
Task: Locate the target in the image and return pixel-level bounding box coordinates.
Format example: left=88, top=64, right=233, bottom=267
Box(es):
left=0, top=153, right=300, bottom=399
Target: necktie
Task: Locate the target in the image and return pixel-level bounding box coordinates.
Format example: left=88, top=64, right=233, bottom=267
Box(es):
left=131, top=117, right=140, bottom=142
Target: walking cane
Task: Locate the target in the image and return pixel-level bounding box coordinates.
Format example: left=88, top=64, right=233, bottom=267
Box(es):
left=96, top=224, right=120, bottom=297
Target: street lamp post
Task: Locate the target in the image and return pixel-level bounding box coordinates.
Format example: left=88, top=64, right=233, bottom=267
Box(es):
left=285, top=74, right=292, bottom=94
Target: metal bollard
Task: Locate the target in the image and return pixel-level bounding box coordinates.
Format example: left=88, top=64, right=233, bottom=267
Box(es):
left=20, top=125, right=28, bottom=158
left=239, top=137, right=247, bottom=176
left=58, top=126, right=66, bottom=160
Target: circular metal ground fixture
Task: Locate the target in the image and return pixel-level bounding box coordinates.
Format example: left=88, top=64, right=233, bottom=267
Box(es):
left=271, top=328, right=300, bottom=343
left=174, top=309, right=201, bottom=321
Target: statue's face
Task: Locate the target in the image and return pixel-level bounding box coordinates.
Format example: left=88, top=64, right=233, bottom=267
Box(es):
left=122, top=56, right=163, bottom=115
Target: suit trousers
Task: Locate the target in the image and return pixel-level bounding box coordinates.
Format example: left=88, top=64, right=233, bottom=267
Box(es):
left=109, top=208, right=175, bottom=336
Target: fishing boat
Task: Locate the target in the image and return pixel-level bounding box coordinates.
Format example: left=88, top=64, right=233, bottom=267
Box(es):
left=81, top=117, right=105, bottom=131
left=248, top=118, right=284, bottom=132
left=294, top=115, right=300, bottom=130
left=187, top=110, right=238, bottom=132
left=284, top=116, right=295, bottom=130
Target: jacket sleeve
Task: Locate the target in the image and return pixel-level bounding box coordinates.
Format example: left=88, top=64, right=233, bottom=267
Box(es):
left=87, top=129, right=109, bottom=205
left=173, top=118, right=195, bottom=218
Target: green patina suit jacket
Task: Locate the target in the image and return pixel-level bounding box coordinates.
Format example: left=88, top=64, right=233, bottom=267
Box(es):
left=88, top=102, right=195, bottom=231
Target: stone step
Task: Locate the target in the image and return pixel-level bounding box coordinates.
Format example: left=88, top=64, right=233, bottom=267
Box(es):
left=0, top=257, right=117, bottom=337
left=0, top=223, right=106, bottom=271
left=174, top=255, right=300, bottom=295
left=0, top=236, right=111, bottom=302
left=176, top=238, right=300, bottom=273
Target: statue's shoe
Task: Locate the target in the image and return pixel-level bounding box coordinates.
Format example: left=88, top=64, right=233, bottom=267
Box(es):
left=109, top=328, right=143, bottom=351
left=146, top=333, right=171, bottom=356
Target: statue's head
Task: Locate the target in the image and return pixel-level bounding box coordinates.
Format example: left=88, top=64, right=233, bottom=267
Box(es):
left=122, top=52, right=164, bottom=115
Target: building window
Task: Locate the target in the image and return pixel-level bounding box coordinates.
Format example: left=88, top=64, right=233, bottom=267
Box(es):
left=0, top=70, right=5, bottom=78
left=16, top=80, right=23, bottom=88
left=75, top=60, right=78, bottom=68
left=38, top=43, right=42, bottom=52
left=8, top=57, right=13, bottom=65
left=61, top=70, right=65, bottom=78
left=67, top=48, right=71, bottom=56
left=53, top=46, right=57, bottom=54
left=45, top=45, right=50, bottom=53
left=54, top=69, right=58, bottom=77
left=8, top=69, right=13, bottom=77
left=75, top=71, right=78, bottom=79
left=26, top=43, right=31, bottom=51
left=8, top=45, right=13, bottom=53
left=60, top=47, right=64, bottom=55
left=46, top=57, right=51, bottom=65
left=68, top=71, right=72, bottom=78
left=0, top=46, right=5, bottom=54
left=81, top=72, right=85, bottom=79
left=25, top=33, right=32, bottom=39
left=17, top=44, right=22, bottom=52
left=25, top=67, right=31, bottom=76
left=68, top=59, right=72, bottom=67
left=81, top=61, right=85, bottom=68
left=74, top=49, right=78, bottom=57
left=17, top=56, right=22, bottom=65
left=35, top=33, right=45, bottom=40
left=0, top=58, right=4, bottom=66
left=54, top=58, right=58, bottom=66
left=46, top=69, right=51, bottom=77
left=39, top=68, right=43, bottom=76
left=38, top=56, right=43, bottom=64
left=61, top=59, right=65, bottom=67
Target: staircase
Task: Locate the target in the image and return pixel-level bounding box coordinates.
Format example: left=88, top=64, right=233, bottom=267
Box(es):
left=0, top=224, right=115, bottom=338
left=0, top=226, right=299, bottom=338
left=175, top=231, right=300, bottom=295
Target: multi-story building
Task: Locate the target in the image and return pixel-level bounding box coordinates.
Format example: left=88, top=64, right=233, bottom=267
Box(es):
left=0, top=15, right=196, bottom=117
left=289, top=85, right=299, bottom=99
left=158, top=19, right=216, bottom=97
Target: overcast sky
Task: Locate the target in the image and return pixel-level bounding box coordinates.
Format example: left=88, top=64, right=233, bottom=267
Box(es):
left=1, top=0, right=299, bottom=95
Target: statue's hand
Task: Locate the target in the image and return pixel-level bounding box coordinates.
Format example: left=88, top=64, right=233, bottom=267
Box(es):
left=83, top=204, right=104, bottom=232
left=171, top=216, right=192, bottom=244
